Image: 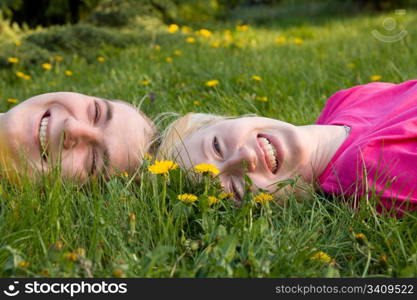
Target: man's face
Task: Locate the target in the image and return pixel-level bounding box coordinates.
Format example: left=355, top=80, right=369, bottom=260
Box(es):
left=0, top=92, right=154, bottom=181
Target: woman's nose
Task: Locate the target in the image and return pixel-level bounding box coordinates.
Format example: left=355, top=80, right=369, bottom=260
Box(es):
left=63, top=118, right=101, bottom=149
left=224, top=146, right=257, bottom=173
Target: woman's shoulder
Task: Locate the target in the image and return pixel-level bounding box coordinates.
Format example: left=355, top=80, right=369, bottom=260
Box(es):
left=317, top=80, right=417, bottom=125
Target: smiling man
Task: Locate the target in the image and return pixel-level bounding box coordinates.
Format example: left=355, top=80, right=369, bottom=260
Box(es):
left=0, top=92, right=155, bottom=182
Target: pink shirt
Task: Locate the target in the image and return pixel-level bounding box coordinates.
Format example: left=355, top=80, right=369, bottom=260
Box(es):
left=316, top=80, right=417, bottom=215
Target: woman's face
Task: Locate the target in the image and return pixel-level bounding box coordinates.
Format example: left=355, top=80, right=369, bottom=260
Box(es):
left=176, top=117, right=308, bottom=201
left=0, top=92, right=154, bottom=181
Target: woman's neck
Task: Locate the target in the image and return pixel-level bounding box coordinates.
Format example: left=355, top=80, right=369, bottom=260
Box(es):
left=297, top=124, right=348, bottom=181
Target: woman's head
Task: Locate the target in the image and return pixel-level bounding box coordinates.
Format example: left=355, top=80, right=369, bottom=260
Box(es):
left=158, top=113, right=309, bottom=201
left=0, top=92, right=156, bottom=182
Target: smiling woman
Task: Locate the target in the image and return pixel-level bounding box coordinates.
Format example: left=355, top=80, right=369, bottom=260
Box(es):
left=0, top=92, right=156, bottom=182
left=158, top=80, right=417, bottom=216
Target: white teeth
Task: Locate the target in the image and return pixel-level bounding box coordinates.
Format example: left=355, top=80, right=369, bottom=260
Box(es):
left=259, top=137, right=278, bottom=172
left=39, top=116, right=49, bottom=156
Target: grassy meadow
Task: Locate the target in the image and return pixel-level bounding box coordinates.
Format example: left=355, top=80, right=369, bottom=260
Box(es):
left=1, top=6, right=417, bottom=277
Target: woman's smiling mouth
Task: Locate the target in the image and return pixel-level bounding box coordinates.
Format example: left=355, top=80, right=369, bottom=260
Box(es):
left=39, top=110, right=50, bottom=161
left=257, top=135, right=279, bottom=174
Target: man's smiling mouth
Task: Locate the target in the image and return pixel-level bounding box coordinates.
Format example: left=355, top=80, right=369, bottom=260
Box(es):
left=39, top=110, right=50, bottom=161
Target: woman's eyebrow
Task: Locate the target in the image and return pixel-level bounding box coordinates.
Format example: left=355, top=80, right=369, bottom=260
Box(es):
left=202, top=137, right=209, bottom=160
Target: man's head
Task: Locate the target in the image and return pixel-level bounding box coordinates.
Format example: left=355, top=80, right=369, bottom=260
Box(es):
left=0, top=92, right=156, bottom=182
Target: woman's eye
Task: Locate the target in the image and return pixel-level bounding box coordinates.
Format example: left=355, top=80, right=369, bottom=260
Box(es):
left=94, top=101, right=101, bottom=123
left=213, top=136, right=222, bottom=157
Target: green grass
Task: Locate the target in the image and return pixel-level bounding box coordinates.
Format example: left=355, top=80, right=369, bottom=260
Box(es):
left=1, top=7, right=417, bottom=277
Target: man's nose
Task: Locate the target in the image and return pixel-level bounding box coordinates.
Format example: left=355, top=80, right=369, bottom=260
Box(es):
left=223, top=146, right=257, bottom=173
left=63, top=118, right=101, bottom=149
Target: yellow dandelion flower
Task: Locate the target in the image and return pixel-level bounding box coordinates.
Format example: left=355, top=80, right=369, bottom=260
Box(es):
left=197, top=29, right=212, bottom=37
left=16, top=72, right=30, bottom=80
left=54, top=56, right=63, bottom=62
left=186, top=37, right=196, bottom=44
left=7, top=57, right=19, bottom=63
left=128, top=212, right=136, bottom=222
left=205, top=79, right=219, bottom=87
left=113, top=269, right=124, bottom=278
left=75, top=248, right=86, bottom=257
left=378, top=254, right=388, bottom=266
left=310, top=251, right=332, bottom=263
left=224, top=30, right=233, bottom=41
left=254, top=192, right=273, bottom=204
left=42, top=63, right=52, bottom=70
left=251, top=75, right=262, bottom=81
left=119, top=172, right=129, bottom=178
left=140, top=80, right=151, bottom=86
left=210, top=41, right=221, bottom=48
left=53, top=240, right=63, bottom=250
left=177, top=193, right=198, bottom=203
left=7, top=98, right=18, bottom=104
left=354, top=233, right=367, bottom=245
left=275, top=36, right=287, bottom=44
left=148, top=160, right=178, bottom=175
left=173, top=50, right=182, bottom=56
left=208, top=196, right=219, bottom=205
left=154, top=45, right=161, bottom=51
left=14, top=40, right=21, bottom=46
left=18, top=261, right=30, bottom=268
left=64, top=70, right=73, bottom=76
left=193, top=100, right=200, bottom=105
left=219, top=192, right=234, bottom=199
left=15, top=71, right=25, bottom=78
left=256, top=96, right=268, bottom=102
left=144, top=153, right=153, bottom=161
left=194, top=163, right=220, bottom=176
left=370, top=75, right=382, bottom=81
left=165, top=56, right=173, bottom=63
left=181, top=26, right=192, bottom=34
left=293, top=38, right=304, bottom=45
left=65, top=252, right=78, bottom=262
left=236, top=24, right=249, bottom=32
left=355, top=233, right=366, bottom=240
left=168, top=24, right=179, bottom=33
left=97, top=56, right=106, bottom=63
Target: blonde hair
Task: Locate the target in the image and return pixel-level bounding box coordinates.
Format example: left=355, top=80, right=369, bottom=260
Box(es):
left=156, top=112, right=226, bottom=162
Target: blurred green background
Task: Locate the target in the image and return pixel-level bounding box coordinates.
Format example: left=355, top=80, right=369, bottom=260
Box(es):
left=1, top=0, right=417, bottom=28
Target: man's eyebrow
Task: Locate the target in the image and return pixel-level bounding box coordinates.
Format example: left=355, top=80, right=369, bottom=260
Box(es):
left=98, top=98, right=112, bottom=173
left=100, top=98, right=113, bottom=124
left=102, top=146, right=110, bottom=173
